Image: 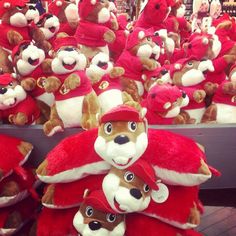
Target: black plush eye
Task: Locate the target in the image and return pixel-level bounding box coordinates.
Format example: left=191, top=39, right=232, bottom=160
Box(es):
left=22, top=44, right=29, bottom=50
left=16, top=6, right=23, bottom=10
left=151, top=93, right=156, bottom=99
left=124, top=171, right=134, bottom=182
left=146, top=36, right=151, bottom=41
left=143, top=184, right=150, bottom=193
left=64, top=47, right=75, bottom=52
left=106, top=213, right=117, bottom=223
left=9, top=82, right=13, bottom=86
left=128, top=121, right=137, bottom=132
left=182, top=91, right=187, bottom=98
left=46, top=14, right=53, bottom=19
left=104, top=122, right=112, bottom=134
left=29, top=5, right=36, bottom=10
left=187, top=61, right=193, bottom=67
left=85, top=206, right=93, bottom=217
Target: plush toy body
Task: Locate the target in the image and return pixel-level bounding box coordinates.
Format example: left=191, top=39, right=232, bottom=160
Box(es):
left=0, top=73, right=41, bottom=125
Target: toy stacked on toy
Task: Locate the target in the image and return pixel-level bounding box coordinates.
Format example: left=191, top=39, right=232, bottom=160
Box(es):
left=36, top=105, right=220, bottom=235
left=0, top=134, right=39, bottom=235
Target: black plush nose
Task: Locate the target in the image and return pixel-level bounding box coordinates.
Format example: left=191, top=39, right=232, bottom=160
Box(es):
left=130, top=188, right=142, bottom=200
left=161, top=69, right=168, bottom=75
left=0, top=87, right=7, bottom=94
left=114, top=135, right=129, bottom=145
left=88, top=221, right=102, bottom=231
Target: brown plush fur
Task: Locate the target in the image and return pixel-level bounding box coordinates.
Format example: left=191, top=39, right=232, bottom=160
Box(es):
left=17, top=141, right=33, bottom=157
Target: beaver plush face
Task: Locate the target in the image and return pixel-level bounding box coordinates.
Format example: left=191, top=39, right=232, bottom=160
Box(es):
left=36, top=13, right=60, bottom=40
left=51, top=46, right=87, bottom=74
left=73, top=203, right=125, bottom=236
left=94, top=119, right=147, bottom=169
left=12, top=42, right=45, bottom=76
left=102, top=167, right=152, bottom=213
left=0, top=76, right=26, bottom=110
left=25, top=5, right=40, bottom=24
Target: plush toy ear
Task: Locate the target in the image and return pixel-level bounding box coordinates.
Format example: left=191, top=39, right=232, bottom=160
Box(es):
left=140, top=107, right=147, bottom=119
left=4, top=2, right=11, bottom=8
left=151, top=181, right=169, bottom=203
left=174, top=63, right=181, bottom=70
left=83, top=189, right=90, bottom=199
left=202, top=37, right=209, bottom=45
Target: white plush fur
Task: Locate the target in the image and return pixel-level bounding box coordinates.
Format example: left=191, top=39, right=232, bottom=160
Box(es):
left=73, top=211, right=125, bottom=236
left=0, top=85, right=27, bottom=110
left=65, top=3, right=79, bottom=22
left=153, top=164, right=211, bottom=186
left=211, top=34, right=222, bottom=59
left=52, top=50, right=87, bottom=74
left=36, top=92, right=55, bottom=107
left=216, top=103, right=236, bottom=123
left=198, top=60, right=214, bottom=73
left=94, top=132, right=148, bottom=169
left=37, top=161, right=110, bottom=183
left=39, top=15, right=60, bottom=40
left=98, top=89, right=123, bottom=114
left=0, top=228, right=17, bottom=235
left=137, top=44, right=153, bottom=58
left=103, top=173, right=150, bottom=213
left=181, top=69, right=205, bottom=86
left=16, top=45, right=45, bottom=76
left=176, top=4, right=186, bottom=17
left=165, top=106, right=181, bottom=118
left=98, top=7, right=110, bottom=24
left=184, top=107, right=206, bottom=123
left=25, top=7, right=40, bottom=23
left=0, top=190, right=28, bottom=208
left=230, top=71, right=236, bottom=82
left=10, top=12, right=27, bottom=27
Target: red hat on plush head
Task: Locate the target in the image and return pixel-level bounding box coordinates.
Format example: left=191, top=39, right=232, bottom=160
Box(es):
left=48, top=0, right=66, bottom=16
left=52, top=36, right=78, bottom=52
left=0, top=0, right=27, bottom=17
left=84, top=190, right=117, bottom=214
left=100, top=105, right=143, bottom=123
left=127, top=160, right=159, bottom=190
left=0, top=73, right=14, bottom=86
left=78, top=0, right=98, bottom=19
left=126, top=27, right=153, bottom=50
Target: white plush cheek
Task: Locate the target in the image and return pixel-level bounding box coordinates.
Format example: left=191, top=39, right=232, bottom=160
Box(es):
left=94, top=136, right=108, bottom=159
left=165, top=106, right=181, bottom=118
left=133, top=133, right=148, bottom=162
left=98, top=8, right=110, bottom=23
left=10, top=13, right=27, bottom=27
left=231, top=72, right=236, bottom=82
left=73, top=211, right=86, bottom=234
left=40, top=28, right=54, bottom=39
left=181, top=69, right=205, bottom=86
left=176, top=6, right=186, bottom=17
left=166, top=38, right=175, bottom=54
left=16, top=60, right=34, bottom=76
left=91, top=52, right=109, bottom=65
left=137, top=45, right=152, bottom=58
left=14, top=85, right=27, bottom=101
left=76, top=54, right=87, bottom=70
left=181, top=95, right=190, bottom=108
left=65, top=4, right=79, bottom=22
left=25, top=9, right=40, bottom=22
left=109, top=222, right=125, bottom=236
left=51, top=58, right=66, bottom=74
left=152, top=45, right=161, bottom=60
left=86, top=65, right=106, bottom=78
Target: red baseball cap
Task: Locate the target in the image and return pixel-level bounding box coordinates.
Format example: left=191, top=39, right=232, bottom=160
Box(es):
left=52, top=36, right=78, bottom=52
left=0, top=73, right=14, bottom=86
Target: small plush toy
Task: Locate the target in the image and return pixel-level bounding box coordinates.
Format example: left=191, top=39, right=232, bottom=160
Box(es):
left=11, top=40, right=54, bottom=110
left=36, top=105, right=217, bottom=187
left=201, top=64, right=236, bottom=123
left=116, top=27, right=160, bottom=101
left=73, top=190, right=125, bottom=236
left=102, top=159, right=167, bottom=213
left=125, top=213, right=203, bottom=236
left=0, top=73, right=41, bottom=125
left=48, top=0, right=79, bottom=36
left=42, top=36, right=100, bottom=136
left=170, top=58, right=215, bottom=123
left=141, top=84, right=194, bottom=125
left=35, top=207, right=78, bottom=236
left=74, top=0, right=117, bottom=59
left=0, top=134, right=33, bottom=181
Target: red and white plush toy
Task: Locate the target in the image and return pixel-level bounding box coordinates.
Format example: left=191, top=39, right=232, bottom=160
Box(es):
left=42, top=36, right=100, bottom=136
left=74, top=0, right=117, bottom=59
left=141, top=84, right=193, bottom=125
left=48, top=0, right=79, bottom=36
left=116, top=27, right=160, bottom=101
left=36, top=105, right=217, bottom=187
left=11, top=40, right=55, bottom=109
left=170, top=57, right=215, bottom=123
left=201, top=64, right=236, bottom=123
left=73, top=190, right=126, bottom=236
left=0, top=73, right=41, bottom=125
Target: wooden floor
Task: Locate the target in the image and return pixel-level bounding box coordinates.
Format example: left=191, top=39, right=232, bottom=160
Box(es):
left=197, top=206, right=236, bottom=236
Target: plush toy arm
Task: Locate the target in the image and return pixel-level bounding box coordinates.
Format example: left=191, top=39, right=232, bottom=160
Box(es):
left=64, top=74, right=81, bottom=90
left=183, top=87, right=206, bottom=103
left=140, top=58, right=158, bottom=71
left=204, top=82, right=219, bottom=96
left=7, top=30, right=23, bottom=46
left=109, top=67, right=125, bottom=78
left=122, top=91, right=142, bottom=111
left=43, top=76, right=62, bottom=93
left=201, top=104, right=217, bottom=123
left=9, top=112, right=28, bottom=125
left=103, top=29, right=116, bottom=43
left=41, top=59, right=53, bottom=74
left=222, top=81, right=236, bottom=95
left=20, top=77, right=36, bottom=91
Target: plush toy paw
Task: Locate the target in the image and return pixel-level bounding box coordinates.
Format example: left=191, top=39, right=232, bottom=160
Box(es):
left=1, top=181, right=20, bottom=197
left=41, top=59, right=53, bottom=74
left=193, top=90, right=206, bottom=103
left=111, top=18, right=119, bottom=31
left=103, top=30, right=116, bottom=43
left=36, top=160, right=48, bottom=177
left=9, top=113, right=28, bottom=126
left=141, top=58, right=158, bottom=71
left=223, top=54, right=236, bottom=64
left=188, top=203, right=201, bottom=226
left=44, top=76, right=61, bottom=93
left=110, top=67, right=125, bottom=78
left=222, top=81, right=236, bottom=95
left=81, top=114, right=98, bottom=130
left=7, top=30, right=23, bottom=46
left=204, top=82, right=218, bottom=96
left=43, top=119, right=64, bottom=137
left=20, top=78, right=36, bottom=91
left=64, top=74, right=81, bottom=90
left=216, top=20, right=232, bottom=30
left=42, top=185, right=55, bottom=206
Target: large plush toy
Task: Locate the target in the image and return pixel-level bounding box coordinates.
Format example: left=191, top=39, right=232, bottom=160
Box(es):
left=11, top=40, right=54, bottom=109
left=74, top=0, right=117, bottom=59
left=116, top=27, right=160, bottom=101
left=141, top=84, right=194, bottom=125
left=0, top=73, right=41, bottom=125
left=73, top=190, right=125, bottom=236
left=48, top=0, right=79, bottom=36
left=36, top=105, right=217, bottom=187
left=170, top=57, right=215, bottom=123
left=42, top=36, right=100, bottom=136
